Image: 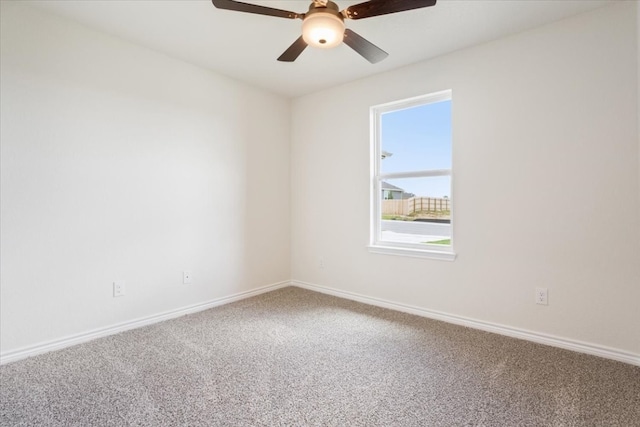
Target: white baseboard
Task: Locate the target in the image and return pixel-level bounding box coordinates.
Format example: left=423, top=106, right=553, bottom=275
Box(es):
left=4, top=280, right=638, bottom=367
left=0, top=281, right=290, bottom=365
left=291, top=280, right=640, bottom=367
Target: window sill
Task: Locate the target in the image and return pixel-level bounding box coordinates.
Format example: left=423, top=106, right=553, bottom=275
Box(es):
left=367, top=244, right=457, bottom=261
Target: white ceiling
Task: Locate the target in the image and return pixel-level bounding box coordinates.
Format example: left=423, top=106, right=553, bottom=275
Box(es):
left=27, top=0, right=615, bottom=98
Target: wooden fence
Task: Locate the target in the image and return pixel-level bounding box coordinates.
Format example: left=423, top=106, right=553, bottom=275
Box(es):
left=382, top=197, right=450, bottom=216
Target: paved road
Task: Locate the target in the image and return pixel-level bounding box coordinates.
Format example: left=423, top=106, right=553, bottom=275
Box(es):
left=381, top=220, right=450, bottom=244
left=381, top=230, right=448, bottom=244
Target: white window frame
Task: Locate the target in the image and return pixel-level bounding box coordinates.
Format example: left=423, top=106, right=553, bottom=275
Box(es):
left=369, top=90, right=456, bottom=261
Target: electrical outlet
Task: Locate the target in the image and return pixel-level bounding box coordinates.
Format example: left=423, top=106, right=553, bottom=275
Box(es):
left=113, top=281, right=125, bottom=297
left=319, top=258, right=325, bottom=269
left=535, top=287, right=548, bottom=305
left=183, top=270, right=192, bottom=284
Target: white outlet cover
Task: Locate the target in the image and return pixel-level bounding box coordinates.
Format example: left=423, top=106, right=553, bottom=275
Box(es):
left=183, top=271, right=192, bottom=284
left=113, top=280, right=126, bottom=297
left=535, top=287, right=548, bottom=305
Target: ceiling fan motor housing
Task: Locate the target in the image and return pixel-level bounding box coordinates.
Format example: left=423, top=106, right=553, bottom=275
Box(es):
left=302, top=1, right=345, bottom=48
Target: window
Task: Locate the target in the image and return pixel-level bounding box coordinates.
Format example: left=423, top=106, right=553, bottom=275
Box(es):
left=369, top=90, right=455, bottom=260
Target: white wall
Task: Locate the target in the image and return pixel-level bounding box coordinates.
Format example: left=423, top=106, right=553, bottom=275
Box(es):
left=0, top=3, right=291, bottom=355
left=2, top=1, right=638, bottom=362
left=291, top=2, right=640, bottom=355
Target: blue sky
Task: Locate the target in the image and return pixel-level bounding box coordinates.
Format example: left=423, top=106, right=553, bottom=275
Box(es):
left=381, top=100, right=452, bottom=198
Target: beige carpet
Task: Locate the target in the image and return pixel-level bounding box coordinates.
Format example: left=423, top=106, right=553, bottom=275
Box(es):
left=1, top=287, right=639, bottom=426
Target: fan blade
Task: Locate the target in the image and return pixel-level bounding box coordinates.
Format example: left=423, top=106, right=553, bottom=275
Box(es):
left=211, top=0, right=301, bottom=19
left=344, top=0, right=436, bottom=20
left=343, top=29, right=388, bottom=64
left=277, top=37, right=308, bottom=62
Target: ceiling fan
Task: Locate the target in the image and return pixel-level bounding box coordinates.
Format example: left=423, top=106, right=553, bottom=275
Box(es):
left=211, top=0, right=437, bottom=63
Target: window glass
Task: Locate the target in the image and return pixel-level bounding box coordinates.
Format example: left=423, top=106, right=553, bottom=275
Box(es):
left=371, top=90, right=454, bottom=258
left=380, top=177, right=451, bottom=244
left=380, top=100, right=452, bottom=174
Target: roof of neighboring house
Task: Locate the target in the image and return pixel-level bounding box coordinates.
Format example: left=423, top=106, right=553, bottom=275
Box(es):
left=381, top=181, right=404, bottom=191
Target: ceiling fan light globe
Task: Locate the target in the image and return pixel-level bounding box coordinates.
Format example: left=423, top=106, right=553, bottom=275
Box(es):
left=302, top=12, right=345, bottom=49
